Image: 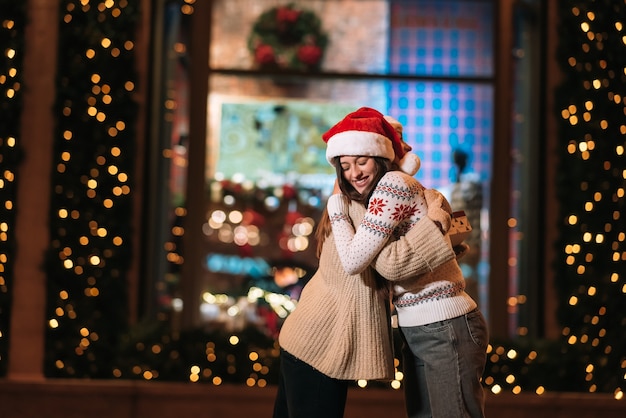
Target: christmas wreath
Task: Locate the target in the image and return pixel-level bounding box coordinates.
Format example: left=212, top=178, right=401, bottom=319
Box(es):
left=247, top=3, right=328, bottom=72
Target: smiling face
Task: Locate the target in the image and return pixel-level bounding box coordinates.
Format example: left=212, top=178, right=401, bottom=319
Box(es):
left=339, top=155, right=378, bottom=195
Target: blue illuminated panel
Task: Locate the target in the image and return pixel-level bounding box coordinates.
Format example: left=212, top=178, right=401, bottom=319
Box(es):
left=387, top=81, right=493, bottom=188
left=389, top=0, right=494, bottom=77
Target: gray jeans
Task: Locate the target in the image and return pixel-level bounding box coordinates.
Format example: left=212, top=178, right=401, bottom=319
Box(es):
left=399, top=309, right=489, bottom=418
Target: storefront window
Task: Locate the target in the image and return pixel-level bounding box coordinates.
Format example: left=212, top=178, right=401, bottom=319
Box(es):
left=148, top=0, right=496, bottom=376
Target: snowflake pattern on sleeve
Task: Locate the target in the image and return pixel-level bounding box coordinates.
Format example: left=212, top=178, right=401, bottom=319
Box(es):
left=328, top=171, right=428, bottom=275
left=368, top=197, right=387, bottom=215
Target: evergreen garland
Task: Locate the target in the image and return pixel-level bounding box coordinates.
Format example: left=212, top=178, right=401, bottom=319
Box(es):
left=552, top=0, right=626, bottom=393
left=483, top=0, right=626, bottom=396
left=0, top=0, right=25, bottom=377
left=43, top=0, right=140, bottom=378
left=247, top=3, right=328, bottom=71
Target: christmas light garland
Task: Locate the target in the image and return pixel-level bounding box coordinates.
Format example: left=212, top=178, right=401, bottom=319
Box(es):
left=0, top=0, right=25, bottom=378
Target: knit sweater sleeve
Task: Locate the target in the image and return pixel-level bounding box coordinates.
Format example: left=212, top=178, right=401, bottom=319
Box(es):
left=347, top=202, right=455, bottom=281
left=372, top=217, right=455, bottom=281
left=327, top=171, right=428, bottom=275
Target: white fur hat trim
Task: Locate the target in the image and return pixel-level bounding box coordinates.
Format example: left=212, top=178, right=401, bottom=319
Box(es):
left=325, top=130, right=395, bottom=164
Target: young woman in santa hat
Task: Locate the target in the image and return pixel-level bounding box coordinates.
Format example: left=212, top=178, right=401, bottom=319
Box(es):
left=322, top=107, right=488, bottom=418
left=273, top=114, right=458, bottom=416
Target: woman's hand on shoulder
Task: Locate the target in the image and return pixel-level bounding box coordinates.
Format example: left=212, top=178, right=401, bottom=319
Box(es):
left=424, top=189, right=452, bottom=234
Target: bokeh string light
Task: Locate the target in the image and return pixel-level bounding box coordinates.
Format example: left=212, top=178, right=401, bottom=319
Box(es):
left=0, top=0, right=25, bottom=377
left=43, top=0, right=140, bottom=378
left=551, top=0, right=625, bottom=397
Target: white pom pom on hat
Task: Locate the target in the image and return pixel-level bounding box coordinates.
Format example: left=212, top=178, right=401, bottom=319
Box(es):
left=322, top=107, right=420, bottom=175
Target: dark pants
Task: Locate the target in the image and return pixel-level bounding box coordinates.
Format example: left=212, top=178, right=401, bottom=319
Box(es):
left=273, top=349, right=348, bottom=418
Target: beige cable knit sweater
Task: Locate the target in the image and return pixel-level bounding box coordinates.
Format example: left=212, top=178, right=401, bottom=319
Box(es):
left=278, top=201, right=454, bottom=381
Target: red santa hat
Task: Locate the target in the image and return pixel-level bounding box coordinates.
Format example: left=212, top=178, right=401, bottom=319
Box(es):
left=322, top=107, right=420, bottom=175
left=383, top=115, right=404, bottom=137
